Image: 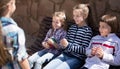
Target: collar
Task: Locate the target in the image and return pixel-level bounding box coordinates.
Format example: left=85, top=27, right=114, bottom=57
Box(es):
left=0, top=17, right=17, bottom=25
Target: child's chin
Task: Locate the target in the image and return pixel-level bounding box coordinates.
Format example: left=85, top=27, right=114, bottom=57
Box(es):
left=101, top=34, right=107, bottom=37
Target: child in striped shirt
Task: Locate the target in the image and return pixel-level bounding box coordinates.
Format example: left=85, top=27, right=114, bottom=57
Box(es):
left=43, top=4, right=93, bottom=69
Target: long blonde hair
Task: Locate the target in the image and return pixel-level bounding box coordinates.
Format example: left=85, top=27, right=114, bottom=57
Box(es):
left=73, top=4, right=89, bottom=19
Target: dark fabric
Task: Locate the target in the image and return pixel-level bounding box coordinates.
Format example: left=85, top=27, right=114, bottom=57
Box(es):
left=64, top=24, right=93, bottom=60
left=80, top=67, right=88, bottom=69
left=109, top=65, right=120, bottom=69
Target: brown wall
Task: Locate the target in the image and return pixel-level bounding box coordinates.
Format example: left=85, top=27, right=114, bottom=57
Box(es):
left=13, top=0, right=120, bottom=54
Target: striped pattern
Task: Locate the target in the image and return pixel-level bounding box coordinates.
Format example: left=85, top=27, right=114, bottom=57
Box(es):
left=64, top=24, right=92, bottom=60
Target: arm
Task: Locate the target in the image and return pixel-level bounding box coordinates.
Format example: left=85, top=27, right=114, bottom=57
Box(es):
left=17, top=29, right=27, bottom=61
left=102, top=43, right=120, bottom=66
left=86, top=40, right=95, bottom=56
left=43, top=29, right=52, bottom=42
left=62, top=29, right=92, bottom=54
left=96, top=40, right=120, bottom=66
left=42, top=29, right=52, bottom=48
left=47, top=30, right=67, bottom=49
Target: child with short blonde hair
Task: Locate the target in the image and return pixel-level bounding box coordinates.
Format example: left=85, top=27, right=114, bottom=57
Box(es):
left=28, top=11, right=67, bottom=69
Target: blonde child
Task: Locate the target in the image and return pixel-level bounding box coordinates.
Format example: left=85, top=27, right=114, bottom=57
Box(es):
left=28, top=11, right=67, bottom=69
left=0, top=0, right=30, bottom=69
left=81, top=14, right=120, bottom=69
left=43, top=4, right=93, bottom=69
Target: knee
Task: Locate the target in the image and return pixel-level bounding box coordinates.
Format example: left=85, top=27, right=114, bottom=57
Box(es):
left=36, top=58, right=43, bottom=64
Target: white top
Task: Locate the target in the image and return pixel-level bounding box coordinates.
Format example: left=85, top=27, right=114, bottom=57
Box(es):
left=85, top=33, right=120, bottom=69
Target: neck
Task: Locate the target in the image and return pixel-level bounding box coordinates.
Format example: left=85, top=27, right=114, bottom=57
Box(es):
left=78, top=21, right=87, bottom=27
left=3, top=11, right=11, bottom=18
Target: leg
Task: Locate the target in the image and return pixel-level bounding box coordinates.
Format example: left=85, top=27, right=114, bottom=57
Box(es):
left=56, top=57, right=83, bottom=69
left=56, top=62, right=70, bottom=69
left=28, top=52, right=41, bottom=68
left=34, top=53, right=54, bottom=69
left=43, top=54, right=65, bottom=69
left=17, top=51, right=30, bottom=69
left=28, top=49, right=48, bottom=68
left=19, top=58, right=30, bottom=69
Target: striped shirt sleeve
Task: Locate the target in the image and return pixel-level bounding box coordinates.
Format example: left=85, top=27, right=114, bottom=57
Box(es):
left=65, top=25, right=93, bottom=54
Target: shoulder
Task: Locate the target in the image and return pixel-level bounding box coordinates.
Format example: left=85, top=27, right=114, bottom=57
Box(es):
left=80, top=26, right=93, bottom=35
left=70, top=24, right=77, bottom=28
left=47, top=28, right=52, bottom=32
left=110, top=34, right=120, bottom=42
left=58, top=28, right=66, bottom=32
left=83, top=26, right=92, bottom=31
left=92, top=35, right=101, bottom=40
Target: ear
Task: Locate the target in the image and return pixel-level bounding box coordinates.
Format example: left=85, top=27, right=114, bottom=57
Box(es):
left=7, top=4, right=11, bottom=10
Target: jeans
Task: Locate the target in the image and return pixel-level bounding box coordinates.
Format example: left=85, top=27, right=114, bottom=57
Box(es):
left=28, top=49, right=48, bottom=68
left=43, top=53, right=84, bottom=69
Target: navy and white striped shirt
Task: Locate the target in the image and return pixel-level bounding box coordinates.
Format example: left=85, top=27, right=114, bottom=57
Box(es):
left=64, top=24, right=92, bottom=60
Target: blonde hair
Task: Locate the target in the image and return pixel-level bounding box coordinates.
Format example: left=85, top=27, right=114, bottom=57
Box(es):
left=53, top=11, right=67, bottom=30
left=73, top=4, right=89, bottom=19
left=53, top=11, right=66, bottom=22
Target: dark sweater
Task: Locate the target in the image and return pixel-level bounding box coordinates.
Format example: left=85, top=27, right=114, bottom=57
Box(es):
left=64, top=24, right=93, bottom=60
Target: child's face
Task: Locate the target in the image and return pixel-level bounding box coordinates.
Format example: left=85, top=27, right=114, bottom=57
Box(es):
left=52, top=16, right=62, bottom=29
left=99, top=22, right=111, bottom=37
left=8, top=0, right=16, bottom=16
left=73, top=9, right=84, bottom=25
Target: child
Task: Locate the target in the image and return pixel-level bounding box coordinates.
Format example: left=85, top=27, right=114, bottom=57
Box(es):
left=43, top=4, right=93, bottom=69
left=81, top=14, right=120, bottom=69
left=0, top=0, right=30, bottom=69
left=28, top=11, right=67, bottom=69
left=0, top=21, right=12, bottom=67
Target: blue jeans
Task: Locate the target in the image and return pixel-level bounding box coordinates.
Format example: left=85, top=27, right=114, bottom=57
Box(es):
left=28, top=49, right=48, bottom=68
left=43, top=53, right=84, bottom=69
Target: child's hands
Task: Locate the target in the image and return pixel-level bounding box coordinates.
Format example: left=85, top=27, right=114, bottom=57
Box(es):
left=60, top=38, right=68, bottom=48
left=91, top=46, right=104, bottom=59
left=95, top=47, right=104, bottom=59
left=47, top=38, right=58, bottom=48
left=47, top=38, right=54, bottom=45
left=91, top=47, right=97, bottom=56
left=42, top=42, right=49, bottom=49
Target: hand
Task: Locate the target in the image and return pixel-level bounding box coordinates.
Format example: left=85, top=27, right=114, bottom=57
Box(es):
left=60, top=38, right=68, bottom=48
left=95, top=47, right=104, bottom=59
left=47, top=38, right=54, bottom=45
left=42, top=42, right=49, bottom=49
left=91, top=47, right=97, bottom=56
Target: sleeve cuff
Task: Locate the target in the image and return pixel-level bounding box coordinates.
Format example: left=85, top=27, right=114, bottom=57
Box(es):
left=86, top=49, right=92, bottom=56
left=102, top=52, right=114, bottom=62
